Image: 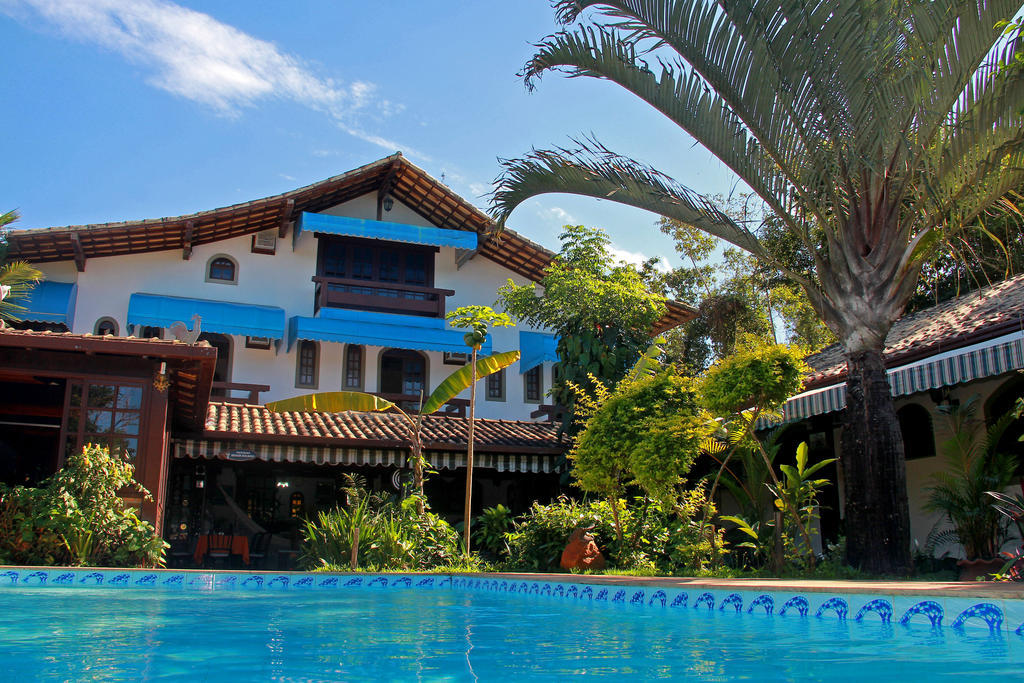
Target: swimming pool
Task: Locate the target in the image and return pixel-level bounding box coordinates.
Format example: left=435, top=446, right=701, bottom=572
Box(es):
left=1, top=567, right=1022, bottom=680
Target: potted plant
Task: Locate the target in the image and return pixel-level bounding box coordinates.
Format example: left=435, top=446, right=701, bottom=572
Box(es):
left=925, top=397, right=1018, bottom=580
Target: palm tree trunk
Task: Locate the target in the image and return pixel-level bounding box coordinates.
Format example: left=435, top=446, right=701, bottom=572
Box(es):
left=841, top=348, right=912, bottom=574
left=463, top=348, right=477, bottom=556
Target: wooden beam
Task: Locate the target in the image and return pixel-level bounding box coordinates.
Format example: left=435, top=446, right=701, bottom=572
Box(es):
left=182, top=221, right=194, bottom=260
left=278, top=198, right=294, bottom=238
left=376, top=162, right=401, bottom=220
left=70, top=232, right=86, bottom=272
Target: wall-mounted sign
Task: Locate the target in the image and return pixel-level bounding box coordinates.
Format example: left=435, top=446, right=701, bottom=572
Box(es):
left=227, top=449, right=257, bottom=461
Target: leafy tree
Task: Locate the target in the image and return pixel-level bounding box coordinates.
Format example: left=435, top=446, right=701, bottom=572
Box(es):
left=492, top=1, right=1024, bottom=573
left=0, top=210, right=41, bottom=326
left=498, top=225, right=666, bottom=427
left=445, top=305, right=515, bottom=555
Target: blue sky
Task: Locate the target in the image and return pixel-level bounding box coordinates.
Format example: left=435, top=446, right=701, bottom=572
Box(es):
left=0, top=1, right=741, bottom=270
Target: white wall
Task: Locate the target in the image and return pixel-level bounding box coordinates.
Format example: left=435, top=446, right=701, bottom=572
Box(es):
left=33, top=192, right=557, bottom=421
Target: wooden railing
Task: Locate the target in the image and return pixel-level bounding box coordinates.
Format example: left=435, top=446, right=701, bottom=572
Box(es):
left=312, top=276, right=455, bottom=318
left=376, top=393, right=470, bottom=418
left=211, top=382, right=271, bottom=405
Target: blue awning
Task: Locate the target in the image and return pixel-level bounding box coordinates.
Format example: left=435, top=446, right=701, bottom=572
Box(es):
left=128, top=294, right=286, bottom=339
left=19, top=281, right=77, bottom=326
left=520, top=331, right=558, bottom=373
left=296, top=212, right=478, bottom=250
left=290, top=308, right=491, bottom=355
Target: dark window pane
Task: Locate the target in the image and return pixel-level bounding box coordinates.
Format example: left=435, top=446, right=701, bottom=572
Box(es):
left=403, top=357, right=425, bottom=395
left=113, top=412, right=140, bottom=435
left=345, top=346, right=363, bottom=388
left=487, top=370, right=504, bottom=400
left=526, top=366, right=541, bottom=401
left=405, top=252, right=426, bottom=285
left=352, top=247, right=374, bottom=280
left=298, top=342, right=317, bottom=386
left=69, top=383, right=82, bottom=408
left=379, top=249, right=401, bottom=282
left=209, top=257, right=236, bottom=281
left=323, top=242, right=346, bottom=278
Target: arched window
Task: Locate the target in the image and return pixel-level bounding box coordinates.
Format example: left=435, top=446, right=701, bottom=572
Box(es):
left=985, top=376, right=1024, bottom=464
left=344, top=344, right=364, bottom=389
left=897, top=403, right=936, bottom=460
left=296, top=341, right=319, bottom=388
left=94, top=317, right=118, bottom=336
left=206, top=255, right=238, bottom=283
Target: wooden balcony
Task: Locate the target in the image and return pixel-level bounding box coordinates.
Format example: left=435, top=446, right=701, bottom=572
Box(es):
left=312, top=276, right=455, bottom=318
left=211, top=382, right=271, bottom=405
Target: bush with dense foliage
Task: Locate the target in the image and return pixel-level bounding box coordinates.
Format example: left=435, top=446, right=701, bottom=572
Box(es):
left=0, top=444, right=166, bottom=567
left=300, top=494, right=461, bottom=571
left=505, top=491, right=719, bottom=574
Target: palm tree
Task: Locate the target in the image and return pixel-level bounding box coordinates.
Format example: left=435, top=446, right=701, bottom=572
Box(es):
left=492, top=1, right=1024, bottom=573
left=1, top=210, right=42, bottom=326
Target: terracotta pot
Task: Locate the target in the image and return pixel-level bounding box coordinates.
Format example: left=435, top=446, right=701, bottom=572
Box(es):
left=956, top=557, right=1005, bottom=581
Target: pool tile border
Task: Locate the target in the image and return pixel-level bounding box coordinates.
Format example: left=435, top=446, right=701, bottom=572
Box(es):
left=1, top=566, right=1022, bottom=636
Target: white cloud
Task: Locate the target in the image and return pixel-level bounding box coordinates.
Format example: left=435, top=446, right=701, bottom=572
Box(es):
left=608, top=245, right=671, bottom=273
left=2, top=0, right=407, bottom=152
left=537, top=205, right=576, bottom=226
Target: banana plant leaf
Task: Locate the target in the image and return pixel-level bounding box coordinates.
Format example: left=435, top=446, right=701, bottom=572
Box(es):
left=421, top=350, right=520, bottom=415
left=265, top=391, right=398, bottom=414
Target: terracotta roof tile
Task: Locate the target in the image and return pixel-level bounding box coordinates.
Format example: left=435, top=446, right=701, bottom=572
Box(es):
left=805, top=274, right=1024, bottom=388
left=202, top=401, right=565, bottom=453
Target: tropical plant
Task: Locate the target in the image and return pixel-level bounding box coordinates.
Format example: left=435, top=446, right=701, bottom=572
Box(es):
left=0, top=209, right=42, bottom=326
left=986, top=488, right=1024, bottom=580
left=0, top=444, right=166, bottom=567
left=571, top=366, right=715, bottom=542
left=769, top=442, right=836, bottom=565
left=445, top=305, right=515, bottom=555
left=473, top=504, right=514, bottom=560
left=925, top=397, right=1018, bottom=560
left=299, top=494, right=461, bottom=571
left=498, top=225, right=667, bottom=429
left=492, top=0, right=1024, bottom=573
left=266, top=348, right=521, bottom=515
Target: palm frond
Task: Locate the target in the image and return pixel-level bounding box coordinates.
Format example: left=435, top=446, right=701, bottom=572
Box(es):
left=492, top=137, right=766, bottom=257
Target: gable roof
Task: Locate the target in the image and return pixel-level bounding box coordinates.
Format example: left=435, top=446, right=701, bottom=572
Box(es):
left=804, top=273, right=1024, bottom=389
left=201, top=401, right=565, bottom=454
left=5, top=153, right=694, bottom=333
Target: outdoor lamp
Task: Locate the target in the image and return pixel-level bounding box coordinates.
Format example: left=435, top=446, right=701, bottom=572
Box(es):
left=382, top=195, right=394, bottom=212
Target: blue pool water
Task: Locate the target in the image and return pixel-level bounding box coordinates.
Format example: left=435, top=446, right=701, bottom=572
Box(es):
left=0, top=582, right=1021, bottom=681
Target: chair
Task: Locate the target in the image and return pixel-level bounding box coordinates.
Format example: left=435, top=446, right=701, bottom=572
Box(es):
left=249, top=532, right=272, bottom=569
left=204, top=534, right=234, bottom=569
left=168, top=535, right=197, bottom=568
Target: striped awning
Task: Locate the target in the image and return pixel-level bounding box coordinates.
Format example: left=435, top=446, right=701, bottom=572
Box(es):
left=173, top=439, right=559, bottom=474
left=762, top=336, right=1024, bottom=428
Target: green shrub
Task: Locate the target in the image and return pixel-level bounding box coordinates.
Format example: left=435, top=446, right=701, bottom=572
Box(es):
left=0, top=444, right=166, bottom=567
left=504, top=491, right=719, bottom=574
left=300, top=495, right=460, bottom=571
left=473, top=504, right=514, bottom=560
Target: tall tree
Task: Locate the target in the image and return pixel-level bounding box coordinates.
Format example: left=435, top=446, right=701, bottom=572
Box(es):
left=492, top=1, right=1024, bottom=573
left=498, top=225, right=666, bottom=428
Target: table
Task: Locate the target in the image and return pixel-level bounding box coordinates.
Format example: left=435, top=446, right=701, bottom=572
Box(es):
left=193, top=534, right=250, bottom=566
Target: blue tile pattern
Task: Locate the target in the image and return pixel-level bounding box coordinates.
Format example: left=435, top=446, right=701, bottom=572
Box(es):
left=779, top=596, right=809, bottom=617
left=748, top=594, right=774, bottom=615
left=815, top=597, right=849, bottom=620
left=694, top=592, right=715, bottom=610
left=1, top=567, right=1021, bottom=639
left=951, top=603, right=1003, bottom=632
left=854, top=599, right=893, bottom=623
left=720, top=593, right=743, bottom=612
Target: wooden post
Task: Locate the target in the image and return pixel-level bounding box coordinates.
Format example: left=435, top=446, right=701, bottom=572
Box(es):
left=463, top=348, right=477, bottom=556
